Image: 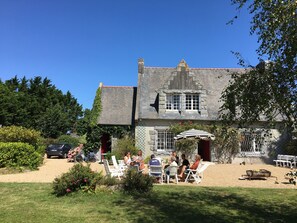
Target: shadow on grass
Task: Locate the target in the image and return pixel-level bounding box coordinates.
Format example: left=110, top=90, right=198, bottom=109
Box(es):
left=114, top=186, right=297, bottom=223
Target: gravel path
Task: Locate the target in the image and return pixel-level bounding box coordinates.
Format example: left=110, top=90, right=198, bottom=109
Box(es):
left=0, top=158, right=296, bottom=189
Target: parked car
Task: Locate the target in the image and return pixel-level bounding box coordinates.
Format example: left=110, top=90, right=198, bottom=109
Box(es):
left=46, top=143, right=72, bottom=159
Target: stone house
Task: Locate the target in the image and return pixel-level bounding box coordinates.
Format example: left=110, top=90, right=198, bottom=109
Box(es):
left=98, top=59, right=283, bottom=163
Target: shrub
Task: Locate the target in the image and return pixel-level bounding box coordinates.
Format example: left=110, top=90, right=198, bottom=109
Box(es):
left=57, top=135, right=80, bottom=147
left=0, top=142, right=42, bottom=169
left=100, top=175, right=120, bottom=187
left=52, top=163, right=103, bottom=196
left=0, top=126, right=45, bottom=155
left=121, top=169, right=153, bottom=194
left=112, top=136, right=139, bottom=160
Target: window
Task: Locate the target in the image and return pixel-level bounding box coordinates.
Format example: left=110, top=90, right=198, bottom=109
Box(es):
left=157, top=130, right=174, bottom=151
left=166, top=94, right=180, bottom=110
left=185, top=94, right=199, bottom=110
left=240, top=132, right=263, bottom=154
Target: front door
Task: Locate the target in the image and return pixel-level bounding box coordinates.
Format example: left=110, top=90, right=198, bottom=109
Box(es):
left=198, top=140, right=210, bottom=161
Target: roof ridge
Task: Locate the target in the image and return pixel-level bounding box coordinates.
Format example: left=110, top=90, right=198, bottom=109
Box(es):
left=144, top=66, right=245, bottom=70
left=101, top=86, right=134, bottom=88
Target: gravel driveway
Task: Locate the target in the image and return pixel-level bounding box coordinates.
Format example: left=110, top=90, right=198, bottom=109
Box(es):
left=0, top=158, right=296, bottom=189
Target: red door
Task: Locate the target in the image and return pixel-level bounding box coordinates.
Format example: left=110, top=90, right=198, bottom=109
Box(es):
left=198, top=140, right=210, bottom=161
left=101, top=134, right=111, bottom=158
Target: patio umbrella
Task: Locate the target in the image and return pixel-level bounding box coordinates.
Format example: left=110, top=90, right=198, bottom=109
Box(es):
left=174, top=128, right=215, bottom=141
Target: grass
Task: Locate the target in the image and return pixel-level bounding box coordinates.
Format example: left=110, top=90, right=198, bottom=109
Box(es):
left=0, top=183, right=296, bottom=223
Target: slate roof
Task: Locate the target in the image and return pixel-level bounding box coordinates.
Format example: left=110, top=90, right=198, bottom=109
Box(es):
left=97, top=86, right=137, bottom=125
left=137, top=60, right=246, bottom=121
left=97, top=59, right=247, bottom=125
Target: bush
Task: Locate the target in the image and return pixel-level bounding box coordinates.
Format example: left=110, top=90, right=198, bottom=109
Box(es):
left=0, top=142, right=42, bottom=169
left=0, top=126, right=45, bottom=155
left=100, top=175, right=120, bottom=187
left=112, top=136, right=139, bottom=160
left=121, top=169, right=153, bottom=194
left=52, top=163, right=103, bottom=196
left=57, top=135, right=80, bottom=147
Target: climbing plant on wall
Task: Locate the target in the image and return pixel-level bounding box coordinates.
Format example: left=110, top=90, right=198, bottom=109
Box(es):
left=170, top=121, right=240, bottom=163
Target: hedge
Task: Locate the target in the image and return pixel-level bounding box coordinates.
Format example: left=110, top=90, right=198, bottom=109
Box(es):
left=0, top=142, right=42, bottom=170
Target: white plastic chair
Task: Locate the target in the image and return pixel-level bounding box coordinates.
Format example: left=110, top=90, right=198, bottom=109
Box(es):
left=111, top=155, right=126, bottom=173
left=184, top=162, right=214, bottom=184
left=166, top=165, right=179, bottom=184
left=149, top=165, right=163, bottom=184
left=103, top=159, right=123, bottom=179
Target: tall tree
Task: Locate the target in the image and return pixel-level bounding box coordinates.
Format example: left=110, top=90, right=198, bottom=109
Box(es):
left=221, top=0, right=297, bottom=131
left=0, top=76, right=83, bottom=138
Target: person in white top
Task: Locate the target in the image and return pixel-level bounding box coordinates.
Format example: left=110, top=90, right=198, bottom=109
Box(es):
left=124, top=151, right=131, bottom=165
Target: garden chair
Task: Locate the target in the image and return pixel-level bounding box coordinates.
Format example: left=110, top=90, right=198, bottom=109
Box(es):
left=184, top=162, right=213, bottom=184
left=165, top=165, right=178, bottom=184
left=103, top=159, right=123, bottom=180
left=149, top=165, right=163, bottom=184
left=111, top=155, right=126, bottom=173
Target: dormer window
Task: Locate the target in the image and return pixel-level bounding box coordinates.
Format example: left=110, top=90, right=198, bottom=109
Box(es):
left=166, top=94, right=180, bottom=110
left=186, top=94, right=199, bottom=110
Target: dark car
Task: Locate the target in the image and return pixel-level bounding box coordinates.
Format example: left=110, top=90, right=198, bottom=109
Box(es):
left=46, top=143, right=72, bottom=159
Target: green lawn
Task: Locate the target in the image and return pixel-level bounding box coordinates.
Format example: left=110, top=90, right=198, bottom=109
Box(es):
left=0, top=183, right=296, bottom=223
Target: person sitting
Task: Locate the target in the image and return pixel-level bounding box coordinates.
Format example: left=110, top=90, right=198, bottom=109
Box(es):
left=178, top=154, right=190, bottom=177
left=165, top=156, right=178, bottom=176
left=124, top=151, right=131, bottom=165
left=131, top=150, right=145, bottom=171
left=149, top=154, right=161, bottom=166
left=172, top=151, right=179, bottom=165
left=148, top=154, right=162, bottom=182
left=179, top=154, right=201, bottom=181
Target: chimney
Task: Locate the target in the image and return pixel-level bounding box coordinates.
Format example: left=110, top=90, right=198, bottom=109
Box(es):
left=138, top=58, right=144, bottom=74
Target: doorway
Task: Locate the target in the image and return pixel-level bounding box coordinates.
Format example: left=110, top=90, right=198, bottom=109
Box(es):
left=198, top=140, right=210, bottom=161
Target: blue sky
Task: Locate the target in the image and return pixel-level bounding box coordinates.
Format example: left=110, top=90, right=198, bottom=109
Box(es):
left=0, top=0, right=259, bottom=109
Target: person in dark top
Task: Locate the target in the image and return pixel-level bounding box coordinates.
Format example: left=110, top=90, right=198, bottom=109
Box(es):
left=178, top=154, right=190, bottom=179
left=149, top=154, right=161, bottom=166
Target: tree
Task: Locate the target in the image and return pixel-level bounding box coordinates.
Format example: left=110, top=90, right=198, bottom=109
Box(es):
left=0, top=76, right=83, bottom=138
left=221, top=1, right=297, bottom=131
left=76, top=109, right=92, bottom=136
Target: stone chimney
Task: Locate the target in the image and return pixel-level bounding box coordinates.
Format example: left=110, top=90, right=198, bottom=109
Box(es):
left=138, top=58, right=144, bottom=74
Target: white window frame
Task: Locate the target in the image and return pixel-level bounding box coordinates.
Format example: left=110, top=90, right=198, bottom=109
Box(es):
left=185, top=94, right=199, bottom=111
left=166, top=94, right=180, bottom=111
left=240, top=131, right=263, bottom=154
left=156, top=129, right=175, bottom=152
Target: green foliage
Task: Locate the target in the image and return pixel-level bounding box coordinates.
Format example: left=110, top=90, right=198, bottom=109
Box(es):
left=282, top=139, right=297, bottom=156
left=222, top=1, right=297, bottom=135
left=143, top=155, right=151, bottom=164
left=111, top=136, right=139, bottom=160
left=0, top=142, right=42, bottom=169
left=52, top=163, right=103, bottom=196
left=211, top=126, right=240, bottom=163
left=170, top=121, right=240, bottom=162
left=0, top=76, right=83, bottom=138
left=100, top=175, right=120, bottom=187
left=0, top=125, right=45, bottom=154
left=37, top=104, right=69, bottom=138
left=85, top=125, right=131, bottom=153
left=76, top=109, right=92, bottom=136
left=121, top=169, right=153, bottom=195
left=175, top=138, right=199, bottom=156
left=90, top=85, right=102, bottom=127
left=57, top=135, right=80, bottom=147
